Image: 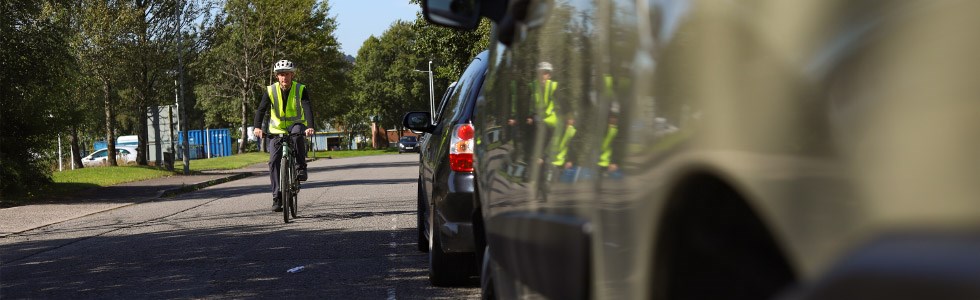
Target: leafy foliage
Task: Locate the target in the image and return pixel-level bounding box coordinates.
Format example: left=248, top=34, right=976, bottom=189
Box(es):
left=195, top=0, right=349, bottom=153
left=1, top=0, right=76, bottom=196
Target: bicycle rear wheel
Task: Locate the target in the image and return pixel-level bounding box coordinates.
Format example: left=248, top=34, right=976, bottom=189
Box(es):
left=281, top=151, right=292, bottom=223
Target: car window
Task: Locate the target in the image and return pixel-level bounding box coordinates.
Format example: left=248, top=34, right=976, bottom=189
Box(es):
left=443, top=52, right=488, bottom=124
left=119, top=149, right=130, bottom=155
left=434, top=83, right=457, bottom=121
left=92, top=150, right=107, bottom=158
left=400, top=136, right=417, bottom=142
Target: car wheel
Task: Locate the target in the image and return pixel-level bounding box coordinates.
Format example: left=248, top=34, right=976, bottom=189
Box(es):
left=429, top=213, right=476, bottom=286
left=417, top=177, right=429, bottom=252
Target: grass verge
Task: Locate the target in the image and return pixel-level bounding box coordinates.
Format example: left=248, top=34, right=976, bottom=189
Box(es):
left=176, top=152, right=268, bottom=171
left=0, top=166, right=180, bottom=206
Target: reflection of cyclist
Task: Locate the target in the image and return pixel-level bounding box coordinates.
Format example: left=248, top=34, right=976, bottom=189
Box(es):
left=252, top=59, right=315, bottom=212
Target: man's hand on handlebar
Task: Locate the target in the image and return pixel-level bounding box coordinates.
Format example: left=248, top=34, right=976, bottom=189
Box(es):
left=253, top=127, right=313, bottom=138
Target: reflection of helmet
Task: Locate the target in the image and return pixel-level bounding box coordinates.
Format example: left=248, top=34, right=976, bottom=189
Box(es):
left=274, top=60, right=295, bottom=73
left=537, top=62, right=553, bottom=72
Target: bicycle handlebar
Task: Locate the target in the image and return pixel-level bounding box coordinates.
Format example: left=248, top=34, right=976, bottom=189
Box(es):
left=264, top=133, right=307, bottom=139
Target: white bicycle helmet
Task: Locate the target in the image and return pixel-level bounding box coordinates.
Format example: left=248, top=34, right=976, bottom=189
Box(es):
left=537, top=62, right=553, bottom=72
left=274, top=60, right=295, bottom=73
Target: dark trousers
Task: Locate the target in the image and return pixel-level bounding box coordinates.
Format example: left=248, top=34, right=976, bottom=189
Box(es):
left=269, top=124, right=307, bottom=199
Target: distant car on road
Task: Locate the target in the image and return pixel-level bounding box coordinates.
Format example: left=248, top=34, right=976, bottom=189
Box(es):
left=398, top=136, right=419, bottom=154
left=82, top=147, right=137, bottom=167
left=403, top=50, right=489, bottom=286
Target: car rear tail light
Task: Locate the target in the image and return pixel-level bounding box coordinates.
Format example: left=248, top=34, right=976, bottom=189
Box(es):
left=449, top=123, right=475, bottom=172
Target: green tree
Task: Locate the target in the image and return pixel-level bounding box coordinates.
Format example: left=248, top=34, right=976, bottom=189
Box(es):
left=410, top=0, right=491, bottom=97
left=74, top=0, right=140, bottom=167
left=196, top=0, right=347, bottom=154
left=1, top=0, right=76, bottom=196
left=351, top=21, right=427, bottom=147
left=121, top=0, right=183, bottom=165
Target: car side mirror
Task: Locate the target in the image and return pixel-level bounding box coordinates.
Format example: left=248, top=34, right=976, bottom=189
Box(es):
left=403, top=111, right=435, bottom=133
left=422, top=0, right=481, bottom=29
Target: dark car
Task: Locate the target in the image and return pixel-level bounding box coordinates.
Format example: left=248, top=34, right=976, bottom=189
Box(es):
left=397, top=136, right=419, bottom=153
left=403, top=51, right=488, bottom=286
left=422, top=0, right=980, bottom=299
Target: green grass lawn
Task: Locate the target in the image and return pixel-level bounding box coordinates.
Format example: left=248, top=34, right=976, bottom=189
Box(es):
left=174, top=149, right=397, bottom=171
left=8, top=166, right=183, bottom=203
left=52, top=166, right=177, bottom=186
left=176, top=152, right=269, bottom=171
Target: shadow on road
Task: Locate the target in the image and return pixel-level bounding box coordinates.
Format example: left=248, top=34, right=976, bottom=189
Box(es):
left=1, top=221, right=477, bottom=298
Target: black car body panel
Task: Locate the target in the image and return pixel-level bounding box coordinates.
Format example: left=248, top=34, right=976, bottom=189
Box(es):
left=407, top=51, right=489, bottom=268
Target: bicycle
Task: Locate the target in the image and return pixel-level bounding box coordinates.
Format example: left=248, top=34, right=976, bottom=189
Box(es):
left=270, top=132, right=305, bottom=223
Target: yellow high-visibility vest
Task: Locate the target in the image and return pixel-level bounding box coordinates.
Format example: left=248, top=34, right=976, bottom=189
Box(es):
left=532, top=79, right=558, bottom=127
left=598, top=124, right=618, bottom=167
left=267, top=81, right=306, bottom=134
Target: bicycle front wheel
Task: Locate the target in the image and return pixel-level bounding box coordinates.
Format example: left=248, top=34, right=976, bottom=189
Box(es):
left=281, top=152, right=292, bottom=223
left=290, top=193, right=298, bottom=218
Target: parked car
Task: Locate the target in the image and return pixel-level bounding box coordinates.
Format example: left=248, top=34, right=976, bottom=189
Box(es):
left=397, top=135, right=420, bottom=153
left=82, top=147, right=137, bottom=167
left=422, top=0, right=980, bottom=299
left=403, top=51, right=489, bottom=286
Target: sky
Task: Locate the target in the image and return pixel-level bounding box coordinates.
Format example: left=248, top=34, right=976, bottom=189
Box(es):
left=330, top=1, right=421, bottom=57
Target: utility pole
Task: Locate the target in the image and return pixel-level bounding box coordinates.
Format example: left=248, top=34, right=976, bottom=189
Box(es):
left=177, top=0, right=190, bottom=175
left=414, top=61, right=436, bottom=124
left=428, top=61, right=434, bottom=124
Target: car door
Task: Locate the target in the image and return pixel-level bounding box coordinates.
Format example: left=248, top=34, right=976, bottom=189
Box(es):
left=473, top=0, right=600, bottom=299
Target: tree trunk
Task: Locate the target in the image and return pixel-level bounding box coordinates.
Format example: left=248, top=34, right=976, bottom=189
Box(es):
left=104, top=78, right=118, bottom=166
left=137, top=104, right=149, bottom=165
left=70, top=124, right=83, bottom=169
left=239, top=94, right=247, bottom=154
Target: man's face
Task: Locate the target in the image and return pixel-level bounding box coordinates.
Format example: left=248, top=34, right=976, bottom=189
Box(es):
left=539, top=70, right=551, bottom=82
left=276, top=72, right=294, bottom=88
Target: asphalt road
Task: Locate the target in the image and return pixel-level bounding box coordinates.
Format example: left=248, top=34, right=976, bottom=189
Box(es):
left=0, top=154, right=479, bottom=299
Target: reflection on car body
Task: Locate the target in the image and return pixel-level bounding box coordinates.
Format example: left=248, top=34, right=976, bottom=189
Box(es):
left=422, top=0, right=980, bottom=299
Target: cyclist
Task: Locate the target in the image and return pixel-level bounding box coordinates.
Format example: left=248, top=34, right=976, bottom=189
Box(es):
left=253, top=59, right=315, bottom=212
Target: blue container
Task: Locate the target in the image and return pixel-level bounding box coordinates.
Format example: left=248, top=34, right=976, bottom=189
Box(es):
left=94, top=141, right=108, bottom=151
left=176, top=128, right=233, bottom=160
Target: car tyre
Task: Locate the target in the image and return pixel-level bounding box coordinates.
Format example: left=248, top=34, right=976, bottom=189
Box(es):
left=429, top=216, right=475, bottom=286
left=481, top=245, right=496, bottom=300
left=417, top=178, right=429, bottom=252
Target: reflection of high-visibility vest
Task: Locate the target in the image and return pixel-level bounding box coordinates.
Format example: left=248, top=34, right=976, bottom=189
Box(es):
left=533, top=80, right=558, bottom=127
left=552, top=125, right=576, bottom=166
left=267, top=81, right=307, bottom=134
left=598, top=124, right=618, bottom=167
left=604, top=75, right=614, bottom=99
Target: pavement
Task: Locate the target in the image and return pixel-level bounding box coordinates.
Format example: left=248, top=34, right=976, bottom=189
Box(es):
left=0, top=162, right=272, bottom=238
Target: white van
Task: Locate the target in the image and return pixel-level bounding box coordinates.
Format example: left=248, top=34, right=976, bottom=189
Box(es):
left=116, top=135, right=138, bottom=148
